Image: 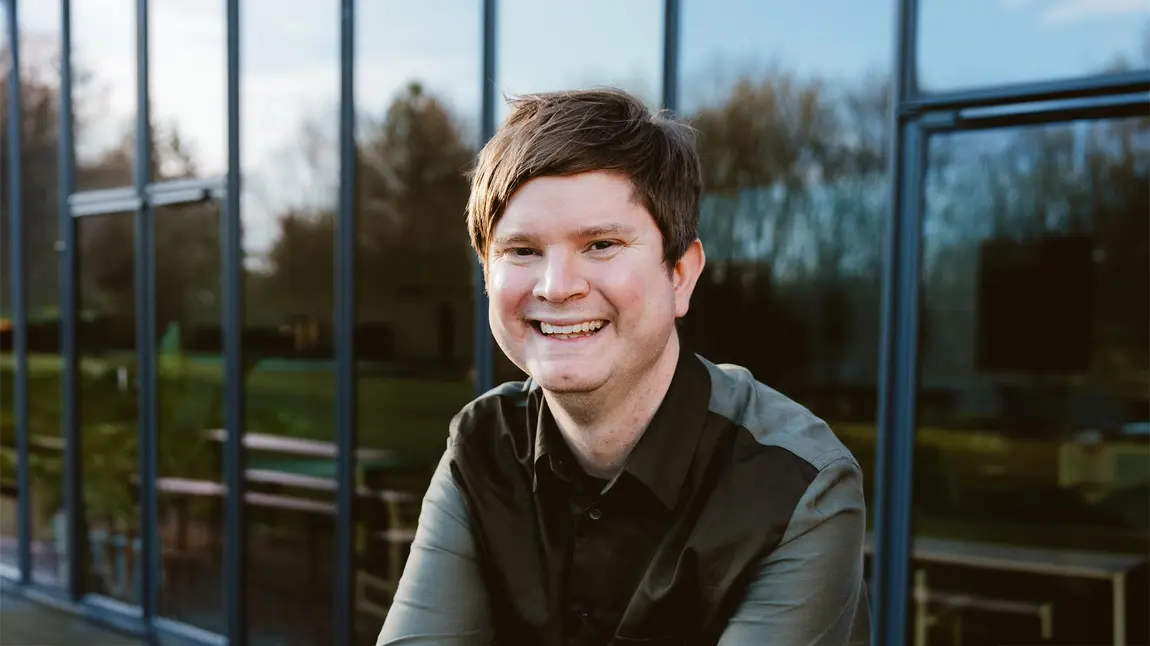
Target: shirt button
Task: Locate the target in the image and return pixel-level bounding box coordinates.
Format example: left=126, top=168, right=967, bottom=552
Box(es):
left=588, top=507, right=602, bottom=520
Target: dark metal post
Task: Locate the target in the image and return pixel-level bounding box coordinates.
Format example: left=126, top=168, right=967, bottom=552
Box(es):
left=870, top=0, right=920, bottom=644
left=133, top=0, right=159, bottom=623
left=5, top=0, right=31, bottom=586
left=58, top=0, right=84, bottom=602
left=661, top=0, right=679, bottom=113
left=222, top=0, right=247, bottom=642
left=473, top=0, right=497, bottom=396
left=333, top=0, right=357, bottom=642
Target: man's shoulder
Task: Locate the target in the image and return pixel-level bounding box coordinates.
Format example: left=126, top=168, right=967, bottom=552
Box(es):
left=697, top=354, right=859, bottom=474
left=447, top=378, right=536, bottom=446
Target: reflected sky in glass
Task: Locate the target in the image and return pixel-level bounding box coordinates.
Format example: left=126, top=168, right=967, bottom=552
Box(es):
left=16, top=0, right=1149, bottom=251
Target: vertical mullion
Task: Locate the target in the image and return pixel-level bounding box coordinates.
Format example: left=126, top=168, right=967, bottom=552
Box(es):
left=660, top=0, right=679, bottom=114
left=58, top=0, right=83, bottom=603
left=474, top=0, right=497, bottom=396
left=222, top=0, right=247, bottom=642
left=5, top=0, right=31, bottom=586
left=132, top=0, right=158, bottom=624
left=333, top=0, right=356, bottom=643
left=870, top=0, right=921, bottom=643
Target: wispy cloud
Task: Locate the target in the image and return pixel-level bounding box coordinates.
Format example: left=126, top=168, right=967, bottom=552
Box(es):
left=999, top=0, right=1150, bottom=24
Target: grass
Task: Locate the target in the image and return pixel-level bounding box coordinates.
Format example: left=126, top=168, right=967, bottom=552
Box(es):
left=1, top=352, right=472, bottom=524
left=2, top=352, right=471, bottom=462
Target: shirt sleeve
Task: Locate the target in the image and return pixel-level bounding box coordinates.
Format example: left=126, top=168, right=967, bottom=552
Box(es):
left=376, top=445, right=495, bottom=645
left=717, top=453, right=871, bottom=646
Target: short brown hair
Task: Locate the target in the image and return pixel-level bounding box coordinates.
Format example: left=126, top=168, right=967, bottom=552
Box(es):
left=466, top=87, right=702, bottom=270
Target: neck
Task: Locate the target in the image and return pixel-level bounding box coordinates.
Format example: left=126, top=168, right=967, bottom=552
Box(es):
left=544, top=333, right=681, bottom=480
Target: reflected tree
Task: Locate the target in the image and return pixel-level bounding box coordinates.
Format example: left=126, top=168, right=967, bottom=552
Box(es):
left=0, top=32, right=221, bottom=349
left=258, top=82, right=476, bottom=368
left=682, top=65, right=891, bottom=391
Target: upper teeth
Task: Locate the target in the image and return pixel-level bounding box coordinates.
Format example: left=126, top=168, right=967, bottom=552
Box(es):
left=541, top=320, right=605, bottom=335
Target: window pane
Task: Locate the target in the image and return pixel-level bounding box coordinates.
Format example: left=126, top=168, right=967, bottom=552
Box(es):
left=241, top=1, right=338, bottom=642
left=0, top=0, right=12, bottom=574
left=73, top=0, right=136, bottom=191
left=679, top=0, right=894, bottom=533
left=0, top=0, right=66, bottom=586
left=496, top=0, right=663, bottom=121
left=353, top=2, right=480, bottom=640
left=915, top=118, right=1150, bottom=645
left=77, top=211, right=139, bottom=605
left=918, top=1, right=1150, bottom=93
left=154, top=203, right=224, bottom=634
left=150, top=0, right=225, bottom=180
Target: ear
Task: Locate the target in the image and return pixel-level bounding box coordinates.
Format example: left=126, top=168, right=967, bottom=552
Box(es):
left=671, top=239, right=706, bottom=319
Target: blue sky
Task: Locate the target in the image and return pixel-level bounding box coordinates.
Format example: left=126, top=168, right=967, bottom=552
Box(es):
left=11, top=0, right=1149, bottom=254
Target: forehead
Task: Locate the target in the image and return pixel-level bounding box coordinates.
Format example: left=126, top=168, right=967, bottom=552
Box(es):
left=496, top=171, right=654, bottom=237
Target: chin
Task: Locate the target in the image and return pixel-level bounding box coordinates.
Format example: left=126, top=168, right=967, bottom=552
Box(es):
left=527, top=363, right=607, bottom=394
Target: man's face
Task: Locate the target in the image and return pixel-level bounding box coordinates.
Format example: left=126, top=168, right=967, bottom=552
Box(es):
left=486, top=170, right=702, bottom=395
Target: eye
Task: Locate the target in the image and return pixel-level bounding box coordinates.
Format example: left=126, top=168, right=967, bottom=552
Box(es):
left=588, top=240, right=617, bottom=252
left=509, top=247, right=537, bottom=257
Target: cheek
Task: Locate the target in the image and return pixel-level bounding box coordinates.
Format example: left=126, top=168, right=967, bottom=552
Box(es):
left=598, top=267, right=674, bottom=319
left=487, top=264, right=534, bottom=320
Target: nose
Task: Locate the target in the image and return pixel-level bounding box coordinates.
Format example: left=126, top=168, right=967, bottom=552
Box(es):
left=533, top=252, right=589, bottom=303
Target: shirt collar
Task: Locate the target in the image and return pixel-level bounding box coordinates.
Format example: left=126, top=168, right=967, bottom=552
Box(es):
left=530, top=342, right=713, bottom=509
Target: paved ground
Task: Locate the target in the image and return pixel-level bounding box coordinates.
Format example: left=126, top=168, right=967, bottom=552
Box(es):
left=0, top=590, right=143, bottom=646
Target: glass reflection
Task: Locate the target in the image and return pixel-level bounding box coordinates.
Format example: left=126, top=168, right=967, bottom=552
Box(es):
left=150, top=0, right=225, bottom=180
left=679, top=0, right=893, bottom=513
left=914, top=118, right=1150, bottom=646
left=919, top=1, right=1150, bottom=92
left=73, top=0, right=136, bottom=191
left=0, top=1, right=13, bottom=573
left=77, top=211, right=139, bottom=605
left=153, top=202, right=224, bottom=633
left=496, top=0, right=663, bottom=120
left=242, top=2, right=339, bottom=642
left=353, top=2, right=479, bottom=639
left=0, top=0, right=66, bottom=585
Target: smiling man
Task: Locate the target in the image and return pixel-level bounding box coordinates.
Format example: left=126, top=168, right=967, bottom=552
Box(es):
left=377, top=88, right=870, bottom=646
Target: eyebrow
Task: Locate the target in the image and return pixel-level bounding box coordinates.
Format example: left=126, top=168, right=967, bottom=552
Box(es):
left=491, top=223, right=635, bottom=248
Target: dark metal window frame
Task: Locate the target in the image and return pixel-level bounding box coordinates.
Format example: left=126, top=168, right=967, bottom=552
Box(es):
left=3, top=0, right=1148, bottom=645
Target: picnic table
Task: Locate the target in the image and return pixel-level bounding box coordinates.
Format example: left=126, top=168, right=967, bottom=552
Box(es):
left=868, top=534, right=1147, bottom=645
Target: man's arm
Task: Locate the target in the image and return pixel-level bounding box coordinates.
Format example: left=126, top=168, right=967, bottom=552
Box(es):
left=718, top=454, right=870, bottom=646
left=376, top=446, right=494, bottom=645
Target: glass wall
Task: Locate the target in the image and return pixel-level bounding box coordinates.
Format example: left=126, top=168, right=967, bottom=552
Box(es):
left=72, top=0, right=135, bottom=191
left=351, top=2, right=480, bottom=641
left=150, top=0, right=225, bottom=180
left=0, top=0, right=13, bottom=573
left=913, top=117, right=1150, bottom=645
left=0, top=0, right=65, bottom=586
left=496, top=0, right=663, bottom=117
left=1, top=2, right=1147, bottom=646
left=153, top=202, right=225, bottom=632
left=77, top=210, right=139, bottom=605
left=147, top=2, right=228, bottom=633
left=241, top=1, right=339, bottom=643
left=918, top=0, right=1150, bottom=92
left=678, top=0, right=893, bottom=514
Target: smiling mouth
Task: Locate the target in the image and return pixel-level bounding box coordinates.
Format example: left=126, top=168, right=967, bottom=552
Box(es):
left=531, top=319, right=608, bottom=340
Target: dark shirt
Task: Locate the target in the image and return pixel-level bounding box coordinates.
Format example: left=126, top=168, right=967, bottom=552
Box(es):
left=378, top=346, right=870, bottom=645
